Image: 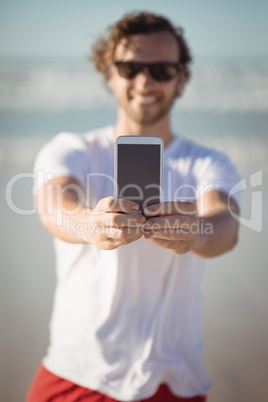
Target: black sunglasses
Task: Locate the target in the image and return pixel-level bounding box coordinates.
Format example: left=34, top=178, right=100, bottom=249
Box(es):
left=113, top=61, right=182, bottom=82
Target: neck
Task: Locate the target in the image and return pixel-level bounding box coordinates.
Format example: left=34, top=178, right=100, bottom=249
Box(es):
left=114, top=109, right=174, bottom=148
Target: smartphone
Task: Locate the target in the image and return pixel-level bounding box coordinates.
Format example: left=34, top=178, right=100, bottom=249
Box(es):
left=114, top=136, right=163, bottom=212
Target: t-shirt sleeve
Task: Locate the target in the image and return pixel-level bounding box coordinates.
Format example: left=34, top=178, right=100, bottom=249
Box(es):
left=193, top=148, right=242, bottom=208
left=33, top=132, right=89, bottom=193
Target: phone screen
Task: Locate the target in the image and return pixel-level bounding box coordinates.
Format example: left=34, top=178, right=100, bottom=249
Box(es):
left=116, top=143, right=162, bottom=211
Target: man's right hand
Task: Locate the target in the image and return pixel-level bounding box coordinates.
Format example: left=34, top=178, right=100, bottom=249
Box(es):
left=85, top=196, right=146, bottom=250
left=36, top=176, right=145, bottom=249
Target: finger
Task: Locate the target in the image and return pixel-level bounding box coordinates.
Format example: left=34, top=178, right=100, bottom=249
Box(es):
left=144, top=215, right=194, bottom=231
left=144, top=236, right=181, bottom=250
left=143, top=201, right=196, bottom=217
left=145, top=236, right=193, bottom=254
left=94, top=196, right=140, bottom=214
left=120, top=226, right=144, bottom=241
left=144, top=228, right=194, bottom=242
left=91, top=226, right=143, bottom=250
left=101, top=212, right=146, bottom=228
left=105, top=226, right=144, bottom=242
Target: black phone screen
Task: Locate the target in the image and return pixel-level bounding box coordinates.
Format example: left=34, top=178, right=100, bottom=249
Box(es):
left=117, top=144, right=162, bottom=211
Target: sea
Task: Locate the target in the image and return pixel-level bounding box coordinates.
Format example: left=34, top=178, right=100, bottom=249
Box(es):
left=0, top=55, right=268, bottom=173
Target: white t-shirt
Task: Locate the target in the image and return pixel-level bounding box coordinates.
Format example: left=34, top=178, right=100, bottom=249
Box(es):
left=34, top=126, right=241, bottom=400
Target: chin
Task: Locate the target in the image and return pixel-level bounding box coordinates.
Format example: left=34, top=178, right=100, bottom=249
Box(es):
left=131, top=111, right=169, bottom=126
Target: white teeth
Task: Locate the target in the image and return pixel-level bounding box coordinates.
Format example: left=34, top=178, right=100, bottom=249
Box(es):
left=134, top=95, right=156, bottom=104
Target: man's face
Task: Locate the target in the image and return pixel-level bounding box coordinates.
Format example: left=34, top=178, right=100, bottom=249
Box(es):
left=108, top=31, right=185, bottom=126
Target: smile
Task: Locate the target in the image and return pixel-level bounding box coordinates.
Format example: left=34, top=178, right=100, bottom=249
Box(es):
left=132, top=95, right=158, bottom=105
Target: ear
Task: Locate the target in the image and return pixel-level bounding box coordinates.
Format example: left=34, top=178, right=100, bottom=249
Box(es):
left=105, top=80, right=113, bottom=93
left=106, top=62, right=116, bottom=90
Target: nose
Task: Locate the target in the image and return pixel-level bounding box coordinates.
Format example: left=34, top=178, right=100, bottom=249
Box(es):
left=134, top=67, right=154, bottom=89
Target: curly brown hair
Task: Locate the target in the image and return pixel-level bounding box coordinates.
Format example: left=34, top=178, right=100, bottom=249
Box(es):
left=89, top=11, right=192, bottom=83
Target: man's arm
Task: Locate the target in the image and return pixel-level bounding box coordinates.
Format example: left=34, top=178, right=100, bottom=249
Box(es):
left=192, top=190, right=239, bottom=257
left=143, top=190, right=240, bottom=258
left=35, top=176, right=146, bottom=249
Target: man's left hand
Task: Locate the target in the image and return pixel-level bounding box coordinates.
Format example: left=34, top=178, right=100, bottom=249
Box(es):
left=143, top=201, right=197, bottom=254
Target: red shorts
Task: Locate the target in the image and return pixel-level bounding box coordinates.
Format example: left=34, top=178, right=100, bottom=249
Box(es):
left=27, top=365, right=207, bottom=402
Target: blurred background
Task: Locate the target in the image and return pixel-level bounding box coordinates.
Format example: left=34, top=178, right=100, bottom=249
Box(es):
left=0, top=1, right=267, bottom=401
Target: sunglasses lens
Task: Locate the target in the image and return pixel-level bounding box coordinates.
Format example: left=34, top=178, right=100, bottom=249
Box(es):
left=150, top=64, right=179, bottom=81
left=117, top=63, right=141, bottom=79
left=115, top=62, right=180, bottom=81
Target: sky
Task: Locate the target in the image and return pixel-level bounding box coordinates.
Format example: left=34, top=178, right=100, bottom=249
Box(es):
left=0, top=0, right=268, bottom=59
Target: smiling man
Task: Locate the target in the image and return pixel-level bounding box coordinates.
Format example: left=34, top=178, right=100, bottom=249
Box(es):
left=28, top=12, right=240, bottom=402
left=110, top=33, right=183, bottom=131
